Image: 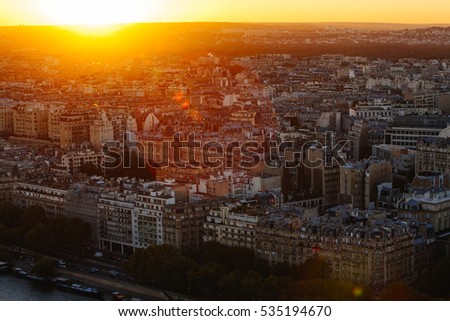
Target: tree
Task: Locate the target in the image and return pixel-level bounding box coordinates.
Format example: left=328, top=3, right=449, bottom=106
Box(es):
left=0, top=202, right=22, bottom=228
left=0, top=224, right=7, bottom=244
left=4, top=227, right=25, bottom=246
left=63, top=217, right=91, bottom=245
left=380, top=281, right=425, bottom=301
left=240, top=271, right=264, bottom=300
left=24, top=223, right=51, bottom=252
left=188, top=262, right=227, bottom=297
left=125, top=245, right=197, bottom=292
left=48, top=216, right=91, bottom=246
left=200, top=242, right=256, bottom=271
left=431, top=258, right=450, bottom=298
left=218, top=269, right=244, bottom=300
left=260, top=275, right=289, bottom=300
left=33, top=257, right=55, bottom=278
left=290, top=257, right=329, bottom=280
left=280, top=279, right=371, bottom=300
left=48, top=216, right=67, bottom=244
left=123, top=248, right=148, bottom=281
left=163, top=255, right=197, bottom=292
left=21, top=205, right=47, bottom=230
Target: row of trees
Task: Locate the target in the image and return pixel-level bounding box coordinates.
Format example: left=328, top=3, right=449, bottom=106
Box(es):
left=0, top=203, right=91, bottom=252
left=125, top=242, right=450, bottom=300
left=124, top=244, right=372, bottom=300
left=189, top=241, right=328, bottom=280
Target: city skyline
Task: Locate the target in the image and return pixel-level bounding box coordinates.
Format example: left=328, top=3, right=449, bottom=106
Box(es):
left=1, top=0, right=450, bottom=27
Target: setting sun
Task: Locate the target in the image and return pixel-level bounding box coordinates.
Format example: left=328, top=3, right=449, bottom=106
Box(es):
left=1, top=0, right=450, bottom=26
left=37, top=0, right=158, bottom=26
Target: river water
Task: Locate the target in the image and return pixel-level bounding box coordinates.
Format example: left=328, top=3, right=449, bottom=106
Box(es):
left=0, top=273, right=97, bottom=301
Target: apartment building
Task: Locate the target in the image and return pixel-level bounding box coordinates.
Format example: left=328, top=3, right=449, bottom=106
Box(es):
left=47, top=104, right=65, bottom=142
left=59, top=112, right=91, bottom=149
left=304, top=146, right=341, bottom=207
left=372, top=144, right=416, bottom=187
left=163, top=199, right=227, bottom=251
left=349, top=99, right=393, bottom=121
left=90, top=119, right=114, bottom=151
left=0, top=175, right=19, bottom=202
left=398, top=188, right=450, bottom=233
left=64, top=184, right=103, bottom=246
left=13, top=103, right=48, bottom=139
left=12, top=181, right=67, bottom=217
left=0, top=99, right=16, bottom=134
left=60, top=150, right=104, bottom=174
left=340, top=159, right=392, bottom=209
left=203, top=204, right=262, bottom=249
left=415, top=136, right=450, bottom=175
left=98, top=190, right=136, bottom=255
left=255, top=215, right=434, bottom=287
left=133, top=183, right=175, bottom=248
left=348, top=119, right=369, bottom=161
left=155, top=165, right=216, bottom=183
left=384, top=115, right=447, bottom=150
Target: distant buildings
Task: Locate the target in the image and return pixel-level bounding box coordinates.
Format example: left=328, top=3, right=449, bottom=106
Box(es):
left=59, top=113, right=91, bottom=149
left=47, top=105, right=65, bottom=142
left=348, top=119, right=369, bottom=161
left=416, top=136, right=450, bottom=175
left=1, top=47, right=449, bottom=291
left=0, top=99, right=16, bottom=134
left=340, top=159, right=392, bottom=209
left=13, top=103, right=48, bottom=139
left=372, top=144, right=416, bottom=188
left=439, top=93, right=450, bottom=114
left=398, top=188, right=450, bottom=233
left=384, top=115, right=448, bottom=150
left=414, top=91, right=439, bottom=113
left=349, top=99, right=392, bottom=121
left=302, top=146, right=341, bottom=207
left=90, top=119, right=114, bottom=151
left=60, top=150, right=104, bottom=175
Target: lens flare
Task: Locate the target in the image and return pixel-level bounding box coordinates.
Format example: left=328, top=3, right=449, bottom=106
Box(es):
left=352, top=287, right=364, bottom=298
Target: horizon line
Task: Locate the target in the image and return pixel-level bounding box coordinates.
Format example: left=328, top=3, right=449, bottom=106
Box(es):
left=1, top=21, right=450, bottom=28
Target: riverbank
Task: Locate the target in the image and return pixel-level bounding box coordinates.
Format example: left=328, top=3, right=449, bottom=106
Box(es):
left=58, top=269, right=169, bottom=300
left=0, top=273, right=97, bottom=301
left=1, top=245, right=175, bottom=301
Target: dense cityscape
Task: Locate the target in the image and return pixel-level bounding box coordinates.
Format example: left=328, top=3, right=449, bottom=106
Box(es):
left=1, top=23, right=450, bottom=301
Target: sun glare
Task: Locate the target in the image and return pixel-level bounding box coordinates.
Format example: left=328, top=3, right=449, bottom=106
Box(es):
left=38, top=0, right=158, bottom=34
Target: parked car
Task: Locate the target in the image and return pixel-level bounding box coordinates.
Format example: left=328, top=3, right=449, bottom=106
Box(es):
left=89, top=267, right=99, bottom=273
left=58, top=260, right=67, bottom=268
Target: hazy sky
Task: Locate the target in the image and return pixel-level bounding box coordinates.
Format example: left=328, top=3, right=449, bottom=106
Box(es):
left=0, top=0, right=449, bottom=26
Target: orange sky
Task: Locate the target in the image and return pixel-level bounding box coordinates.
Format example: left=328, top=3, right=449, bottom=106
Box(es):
left=0, top=0, right=449, bottom=26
